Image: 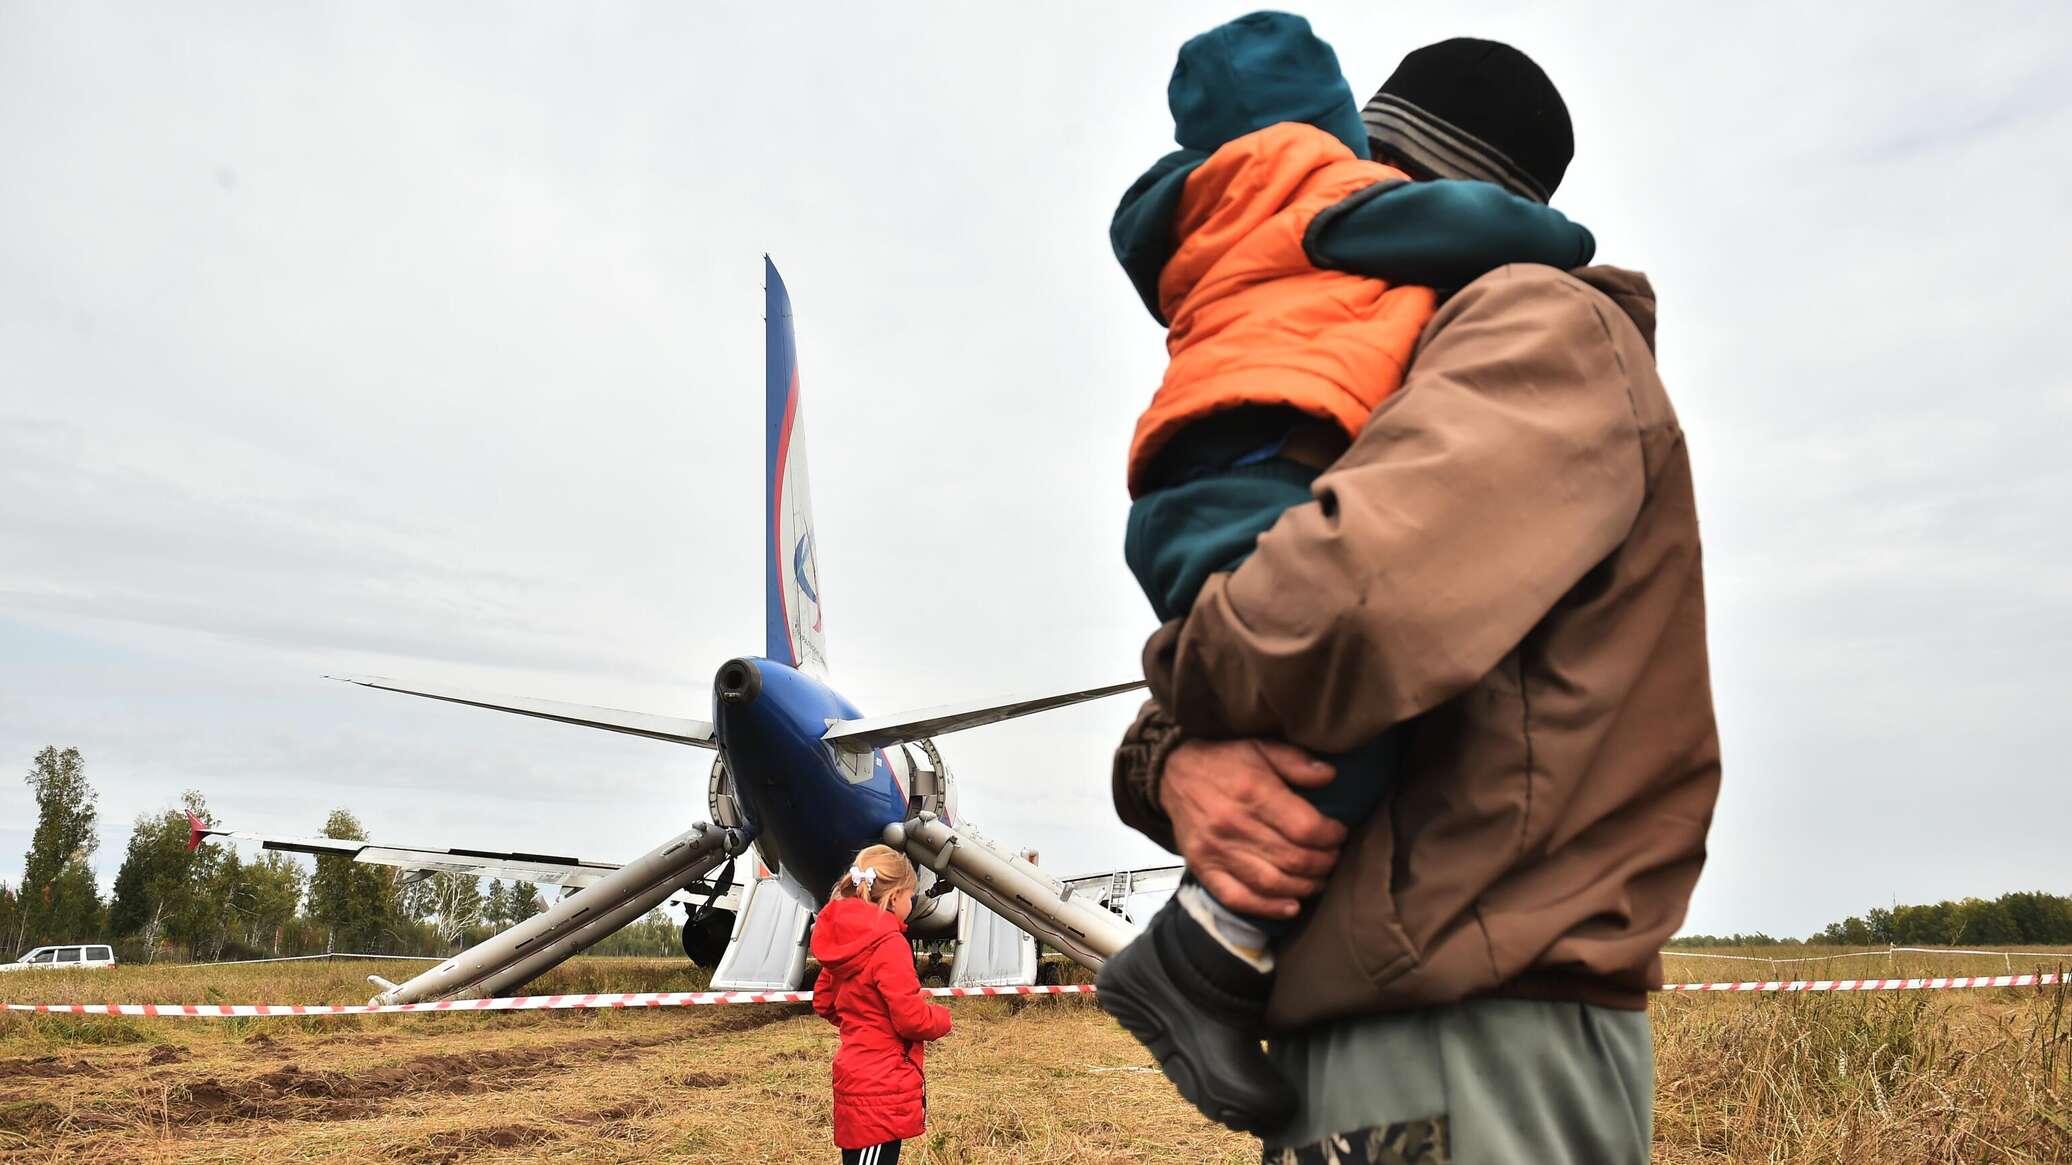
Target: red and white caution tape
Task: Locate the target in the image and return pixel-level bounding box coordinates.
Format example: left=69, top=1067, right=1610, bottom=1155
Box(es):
left=3, top=982, right=1099, bottom=1017
left=1657, top=973, right=2062, bottom=994
left=9, top=975, right=2067, bottom=1017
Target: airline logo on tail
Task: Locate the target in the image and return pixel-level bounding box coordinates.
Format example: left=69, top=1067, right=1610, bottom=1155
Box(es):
left=792, top=528, right=821, bottom=633
left=778, top=468, right=826, bottom=674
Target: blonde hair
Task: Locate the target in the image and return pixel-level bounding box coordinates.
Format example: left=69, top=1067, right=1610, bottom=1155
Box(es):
left=829, top=844, right=917, bottom=909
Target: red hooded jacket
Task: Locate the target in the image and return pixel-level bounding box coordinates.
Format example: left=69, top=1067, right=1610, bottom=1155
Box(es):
left=810, top=898, right=953, bottom=1149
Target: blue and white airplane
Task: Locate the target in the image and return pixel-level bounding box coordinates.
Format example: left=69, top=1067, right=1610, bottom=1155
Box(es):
left=199, top=260, right=1177, bottom=999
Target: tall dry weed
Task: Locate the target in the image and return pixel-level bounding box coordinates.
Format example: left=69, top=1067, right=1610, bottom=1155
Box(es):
left=1653, top=971, right=2069, bottom=1163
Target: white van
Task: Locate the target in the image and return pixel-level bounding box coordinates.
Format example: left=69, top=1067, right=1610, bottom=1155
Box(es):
left=0, top=944, right=118, bottom=972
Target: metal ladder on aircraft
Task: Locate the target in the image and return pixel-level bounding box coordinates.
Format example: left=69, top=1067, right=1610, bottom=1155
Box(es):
left=1105, top=869, right=1133, bottom=914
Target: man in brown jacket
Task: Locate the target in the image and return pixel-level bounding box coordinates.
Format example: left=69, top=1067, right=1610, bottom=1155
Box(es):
left=1110, top=40, right=1721, bottom=1165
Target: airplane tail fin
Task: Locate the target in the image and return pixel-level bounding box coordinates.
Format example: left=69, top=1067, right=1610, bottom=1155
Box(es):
left=765, top=257, right=829, bottom=676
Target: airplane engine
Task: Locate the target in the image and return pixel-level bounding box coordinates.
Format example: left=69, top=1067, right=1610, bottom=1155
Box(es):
left=681, top=908, right=735, bottom=966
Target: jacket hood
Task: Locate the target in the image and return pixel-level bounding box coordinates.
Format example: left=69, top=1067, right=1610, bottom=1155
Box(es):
left=1573, top=266, right=1657, bottom=352
left=1169, top=11, right=1369, bottom=158
left=810, top=897, right=908, bottom=970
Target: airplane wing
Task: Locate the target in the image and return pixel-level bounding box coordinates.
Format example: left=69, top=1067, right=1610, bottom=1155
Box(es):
left=1060, top=862, right=1185, bottom=923
left=329, top=675, right=716, bottom=748
left=188, top=814, right=735, bottom=897
left=820, top=680, right=1146, bottom=751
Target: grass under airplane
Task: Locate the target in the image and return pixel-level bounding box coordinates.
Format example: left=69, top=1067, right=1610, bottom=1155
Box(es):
left=195, top=259, right=1177, bottom=1004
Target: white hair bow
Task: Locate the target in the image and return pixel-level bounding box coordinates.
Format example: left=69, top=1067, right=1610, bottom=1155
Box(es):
left=848, top=865, right=878, bottom=889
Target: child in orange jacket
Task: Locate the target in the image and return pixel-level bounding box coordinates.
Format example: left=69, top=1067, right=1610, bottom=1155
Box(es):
left=811, top=845, right=951, bottom=1165
left=1094, top=11, right=1595, bottom=1136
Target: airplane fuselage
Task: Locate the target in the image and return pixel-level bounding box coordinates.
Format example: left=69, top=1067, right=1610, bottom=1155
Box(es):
left=711, top=656, right=915, bottom=904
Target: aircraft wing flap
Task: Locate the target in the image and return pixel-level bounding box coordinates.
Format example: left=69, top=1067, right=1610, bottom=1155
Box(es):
left=329, top=674, right=716, bottom=748
left=194, top=822, right=627, bottom=889
left=199, top=828, right=371, bottom=859
left=819, top=680, right=1146, bottom=751
left=351, top=848, right=620, bottom=888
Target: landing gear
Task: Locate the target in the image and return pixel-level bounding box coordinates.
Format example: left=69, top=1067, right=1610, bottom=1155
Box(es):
left=680, top=909, right=735, bottom=967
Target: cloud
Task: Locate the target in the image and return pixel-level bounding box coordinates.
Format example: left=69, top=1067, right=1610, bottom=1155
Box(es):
left=2, top=2, right=2069, bottom=939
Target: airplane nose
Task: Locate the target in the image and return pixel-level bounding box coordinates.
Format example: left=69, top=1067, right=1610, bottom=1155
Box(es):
left=716, top=658, right=763, bottom=706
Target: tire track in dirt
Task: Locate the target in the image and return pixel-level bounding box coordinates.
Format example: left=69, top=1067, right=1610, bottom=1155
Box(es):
left=0, top=1055, right=104, bottom=1079
left=1, top=1006, right=808, bottom=1142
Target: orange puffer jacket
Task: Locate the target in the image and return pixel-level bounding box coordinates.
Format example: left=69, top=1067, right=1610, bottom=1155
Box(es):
left=1127, top=122, right=1437, bottom=498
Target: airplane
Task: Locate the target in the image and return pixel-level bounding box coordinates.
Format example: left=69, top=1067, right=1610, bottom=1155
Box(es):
left=195, top=259, right=1180, bottom=1003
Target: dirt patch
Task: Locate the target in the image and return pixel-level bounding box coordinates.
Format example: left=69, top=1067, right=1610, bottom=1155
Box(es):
left=0, top=1099, right=64, bottom=1138
left=317, top=1031, right=398, bottom=1047
left=696, top=1005, right=810, bottom=1035
left=0, top=1055, right=102, bottom=1079
left=137, top=1034, right=693, bottom=1126
left=145, top=1044, right=189, bottom=1065
left=400, top=1123, right=555, bottom=1164
left=176, top=1079, right=240, bottom=1115
left=569, top=1096, right=658, bottom=1125
left=674, top=1071, right=732, bottom=1089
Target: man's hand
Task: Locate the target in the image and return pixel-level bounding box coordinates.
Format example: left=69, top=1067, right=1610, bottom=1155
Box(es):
left=1158, top=738, right=1347, bottom=919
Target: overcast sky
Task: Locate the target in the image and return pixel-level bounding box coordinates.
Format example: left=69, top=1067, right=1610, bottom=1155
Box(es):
left=3, top=3, right=2068, bottom=940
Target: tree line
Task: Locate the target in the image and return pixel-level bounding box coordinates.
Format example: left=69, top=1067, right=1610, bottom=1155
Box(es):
left=1806, top=892, right=2072, bottom=948
left=1, top=746, right=591, bottom=963
left=1668, top=890, right=2072, bottom=950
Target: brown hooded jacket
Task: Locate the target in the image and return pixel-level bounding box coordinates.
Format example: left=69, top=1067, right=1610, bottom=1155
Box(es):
left=1113, top=263, right=1721, bottom=1029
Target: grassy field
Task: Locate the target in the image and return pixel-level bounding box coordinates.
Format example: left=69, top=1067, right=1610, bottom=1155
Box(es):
left=1652, top=946, right=2070, bottom=1163
left=0, top=948, right=2065, bottom=1164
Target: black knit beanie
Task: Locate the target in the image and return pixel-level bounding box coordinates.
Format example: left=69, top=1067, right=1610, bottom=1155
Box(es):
left=1361, top=38, right=1573, bottom=203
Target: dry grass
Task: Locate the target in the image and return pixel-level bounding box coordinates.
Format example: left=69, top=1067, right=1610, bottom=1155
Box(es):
left=0, top=949, right=2065, bottom=1163
left=1653, top=946, right=2071, bottom=1164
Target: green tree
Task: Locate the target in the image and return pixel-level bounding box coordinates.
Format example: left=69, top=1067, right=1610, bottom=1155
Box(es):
left=590, top=907, right=679, bottom=956
left=233, top=851, right=307, bottom=954
left=1821, top=916, right=1873, bottom=945
left=402, top=873, right=483, bottom=948
left=482, top=879, right=507, bottom=927
left=1811, top=893, right=2072, bottom=948
left=1951, top=897, right=2021, bottom=946
left=1666, top=932, right=1795, bottom=949
left=1997, top=891, right=2072, bottom=945
left=110, top=795, right=198, bottom=953
left=305, top=809, right=396, bottom=951
left=504, top=881, right=543, bottom=924
left=0, top=882, right=17, bottom=957
left=40, top=862, right=104, bottom=945
left=191, top=845, right=245, bottom=960
left=108, top=792, right=247, bottom=960
left=1890, top=901, right=1957, bottom=945
left=18, top=747, right=102, bottom=948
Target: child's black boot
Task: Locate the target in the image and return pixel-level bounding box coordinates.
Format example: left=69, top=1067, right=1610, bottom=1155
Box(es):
left=1095, top=894, right=1295, bottom=1134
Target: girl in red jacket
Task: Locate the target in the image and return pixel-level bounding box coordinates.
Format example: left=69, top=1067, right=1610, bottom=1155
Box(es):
left=811, top=844, right=952, bottom=1164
